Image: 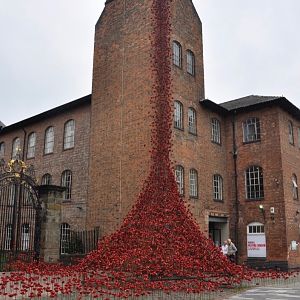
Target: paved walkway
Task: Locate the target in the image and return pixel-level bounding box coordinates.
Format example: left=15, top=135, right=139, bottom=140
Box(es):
left=226, top=285, right=300, bottom=300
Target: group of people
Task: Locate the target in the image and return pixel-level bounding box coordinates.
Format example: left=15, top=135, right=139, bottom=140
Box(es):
left=221, top=238, right=237, bottom=263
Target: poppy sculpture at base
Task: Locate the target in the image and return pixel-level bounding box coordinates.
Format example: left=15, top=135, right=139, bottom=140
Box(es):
left=0, top=0, right=293, bottom=299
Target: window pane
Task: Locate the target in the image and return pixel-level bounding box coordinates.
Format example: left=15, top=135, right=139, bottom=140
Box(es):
left=174, top=101, right=183, bottom=129
left=187, top=50, right=195, bottom=75
left=60, top=223, right=71, bottom=254
left=27, top=132, right=36, bottom=159
left=0, top=142, right=5, bottom=159
left=288, top=121, right=294, bottom=145
left=188, top=108, right=196, bottom=134
left=12, top=138, right=21, bottom=159
left=64, top=120, right=75, bottom=149
left=211, top=119, right=221, bottom=144
left=175, top=166, right=184, bottom=195
left=243, top=118, right=260, bottom=142
left=173, top=41, right=181, bottom=67
left=189, top=169, right=198, bottom=197
left=44, top=127, right=54, bottom=154
left=213, top=175, right=223, bottom=200
left=246, top=166, right=264, bottom=199
left=41, top=174, right=52, bottom=185
left=61, top=170, right=72, bottom=200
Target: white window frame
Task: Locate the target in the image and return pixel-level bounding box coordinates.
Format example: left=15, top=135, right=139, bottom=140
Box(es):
left=173, top=41, right=182, bottom=67
left=288, top=121, right=294, bottom=145
left=12, top=137, right=21, bottom=159
left=211, top=118, right=221, bottom=144
left=0, top=142, right=5, bottom=159
left=64, top=120, right=75, bottom=150
left=292, top=174, right=298, bottom=200
left=213, top=174, right=223, bottom=201
left=189, top=169, right=198, bottom=198
left=41, top=173, right=52, bottom=185
left=61, top=170, right=72, bottom=200
left=188, top=108, right=197, bottom=134
left=44, top=127, right=54, bottom=154
left=187, top=50, right=195, bottom=75
left=27, top=132, right=36, bottom=159
left=175, top=165, right=184, bottom=195
left=243, top=118, right=261, bottom=143
left=174, top=101, right=183, bottom=129
left=245, top=166, right=264, bottom=199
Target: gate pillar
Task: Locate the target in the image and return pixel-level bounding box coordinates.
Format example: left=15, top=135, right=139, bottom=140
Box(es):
left=39, top=185, right=64, bottom=263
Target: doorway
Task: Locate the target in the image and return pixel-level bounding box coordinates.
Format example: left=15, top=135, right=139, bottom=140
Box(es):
left=209, top=217, right=228, bottom=247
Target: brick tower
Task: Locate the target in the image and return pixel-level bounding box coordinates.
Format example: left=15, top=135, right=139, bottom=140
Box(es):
left=87, top=0, right=205, bottom=236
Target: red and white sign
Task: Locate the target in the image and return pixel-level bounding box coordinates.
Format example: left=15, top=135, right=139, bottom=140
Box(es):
left=247, top=234, right=266, bottom=258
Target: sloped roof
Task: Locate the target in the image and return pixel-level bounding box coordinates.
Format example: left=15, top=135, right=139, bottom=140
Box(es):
left=0, top=121, right=5, bottom=129
left=0, top=94, right=91, bottom=134
left=220, top=95, right=281, bottom=111
left=200, top=95, right=300, bottom=120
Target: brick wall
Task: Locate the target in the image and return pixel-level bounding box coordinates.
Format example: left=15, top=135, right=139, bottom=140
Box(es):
left=0, top=103, right=91, bottom=230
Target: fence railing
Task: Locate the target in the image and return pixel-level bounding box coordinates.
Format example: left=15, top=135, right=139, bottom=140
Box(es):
left=60, top=228, right=100, bottom=264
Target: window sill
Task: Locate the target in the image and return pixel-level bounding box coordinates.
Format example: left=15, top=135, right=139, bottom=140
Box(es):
left=245, top=198, right=264, bottom=201
left=187, top=71, right=195, bottom=77
left=211, top=140, right=222, bottom=146
left=43, top=152, right=54, bottom=156
left=174, top=126, right=184, bottom=131
left=213, top=199, right=224, bottom=203
left=26, top=156, right=35, bottom=160
left=188, top=131, right=197, bottom=136
left=173, top=63, right=182, bottom=70
left=63, top=146, right=74, bottom=152
left=189, top=196, right=198, bottom=200
left=243, top=140, right=261, bottom=145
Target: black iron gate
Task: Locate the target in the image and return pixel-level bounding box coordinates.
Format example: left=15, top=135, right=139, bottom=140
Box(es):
left=0, top=157, right=41, bottom=270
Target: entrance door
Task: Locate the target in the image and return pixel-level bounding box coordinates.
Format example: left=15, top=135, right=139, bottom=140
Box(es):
left=247, top=222, right=266, bottom=258
left=209, top=217, right=228, bottom=247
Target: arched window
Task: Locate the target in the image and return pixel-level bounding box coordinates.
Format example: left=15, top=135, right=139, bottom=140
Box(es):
left=245, top=166, right=264, bottom=199
left=11, top=137, right=21, bottom=159
left=174, top=101, right=183, bottom=129
left=188, top=108, right=197, bottom=134
left=41, top=173, right=52, bottom=185
left=44, top=126, right=54, bottom=154
left=64, top=120, right=75, bottom=150
left=247, top=222, right=266, bottom=258
left=292, top=174, right=298, bottom=200
left=187, top=50, right=195, bottom=75
left=27, top=132, right=36, bottom=159
left=0, top=142, right=5, bottom=159
left=173, top=41, right=182, bottom=67
left=189, top=169, right=198, bottom=198
left=175, top=165, right=184, bottom=195
left=60, top=223, right=71, bottom=254
left=243, top=118, right=261, bottom=142
left=211, top=118, right=221, bottom=144
left=213, top=174, right=223, bottom=201
left=288, top=121, right=294, bottom=145
left=4, top=224, right=12, bottom=250
left=61, top=170, right=72, bottom=200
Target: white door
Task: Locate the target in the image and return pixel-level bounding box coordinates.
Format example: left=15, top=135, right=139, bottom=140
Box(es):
left=247, top=222, right=266, bottom=258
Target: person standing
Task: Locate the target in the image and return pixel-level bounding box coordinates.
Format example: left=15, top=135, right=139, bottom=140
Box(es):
left=221, top=240, right=228, bottom=256
left=227, top=238, right=237, bottom=263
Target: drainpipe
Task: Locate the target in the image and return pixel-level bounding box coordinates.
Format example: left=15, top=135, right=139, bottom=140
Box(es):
left=232, top=111, right=239, bottom=251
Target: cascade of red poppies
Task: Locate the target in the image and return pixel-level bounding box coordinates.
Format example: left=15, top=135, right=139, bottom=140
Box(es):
left=0, top=0, right=293, bottom=298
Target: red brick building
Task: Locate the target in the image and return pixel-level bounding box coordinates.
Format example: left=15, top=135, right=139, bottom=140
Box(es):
left=1, top=0, right=300, bottom=269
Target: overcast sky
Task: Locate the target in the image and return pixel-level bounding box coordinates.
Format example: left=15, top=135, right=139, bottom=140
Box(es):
left=0, top=0, right=299, bottom=126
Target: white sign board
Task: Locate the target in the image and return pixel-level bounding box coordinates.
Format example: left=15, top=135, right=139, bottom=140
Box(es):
left=247, top=234, right=266, bottom=258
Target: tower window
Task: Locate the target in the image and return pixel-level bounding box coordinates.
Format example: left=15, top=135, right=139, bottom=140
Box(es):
left=213, top=174, right=223, bottom=201
left=292, top=174, right=298, bottom=200
left=0, top=142, right=5, bottom=159
left=245, top=166, right=264, bottom=199
left=187, top=50, right=195, bottom=76
left=211, top=118, right=221, bottom=144
left=243, top=118, right=261, bottom=143
left=12, top=137, right=21, bottom=159
left=173, top=41, right=182, bottom=68
left=41, top=173, right=52, bottom=185
left=61, top=170, right=72, bottom=200
left=189, top=169, right=198, bottom=198
left=188, top=108, right=197, bottom=135
left=174, top=101, right=183, bottom=130
left=175, top=165, right=184, bottom=195
left=288, top=121, right=294, bottom=145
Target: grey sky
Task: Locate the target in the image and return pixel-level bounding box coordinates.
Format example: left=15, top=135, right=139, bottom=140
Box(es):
left=0, top=0, right=299, bottom=126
